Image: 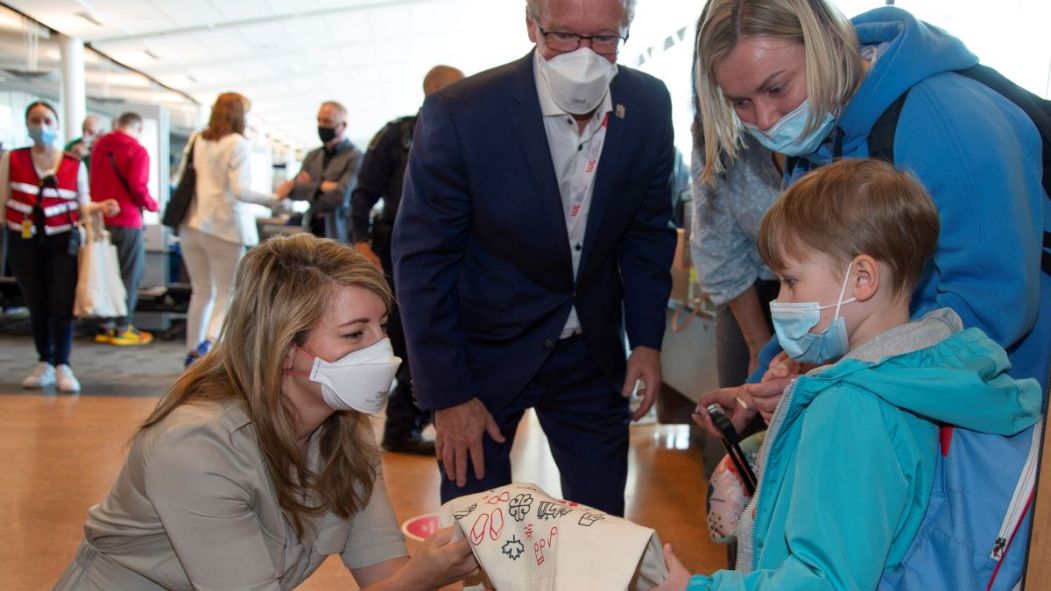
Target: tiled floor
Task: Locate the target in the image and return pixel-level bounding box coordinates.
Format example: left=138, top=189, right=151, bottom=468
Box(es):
left=0, top=318, right=185, bottom=398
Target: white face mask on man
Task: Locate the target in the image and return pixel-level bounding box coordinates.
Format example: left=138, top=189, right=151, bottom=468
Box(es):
left=286, top=338, right=402, bottom=414
left=537, top=47, right=618, bottom=115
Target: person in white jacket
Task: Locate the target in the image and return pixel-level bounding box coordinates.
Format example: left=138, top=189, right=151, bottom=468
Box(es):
left=178, top=92, right=279, bottom=367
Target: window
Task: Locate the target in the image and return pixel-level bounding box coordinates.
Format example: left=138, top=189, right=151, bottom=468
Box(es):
left=895, top=0, right=1050, bottom=98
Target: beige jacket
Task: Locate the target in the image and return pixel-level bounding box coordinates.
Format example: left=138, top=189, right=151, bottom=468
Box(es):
left=54, top=400, right=407, bottom=590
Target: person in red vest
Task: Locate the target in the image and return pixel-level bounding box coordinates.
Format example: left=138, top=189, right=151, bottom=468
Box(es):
left=0, top=101, right=118, bottom=392
left=89, top=112, right=160, bottom=346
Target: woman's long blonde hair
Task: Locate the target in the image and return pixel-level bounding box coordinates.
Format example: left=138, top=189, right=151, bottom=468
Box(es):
left=201, top=92, right=250, bottom=141
left=141, top=234, right=392, bottom=536
left=695, top=0, right=863, bottom=182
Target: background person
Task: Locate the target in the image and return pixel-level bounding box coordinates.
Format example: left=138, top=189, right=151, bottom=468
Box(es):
left=64, top=115, right=102, bottom=167
left=0, top=101, right=118, bottom=393
left=177, top=92, right=281, bottom=367
left=692, top=0, right=1050, bottom=403
left=276, top=101, right=360, bottom=242
left=350, top=64, right=465, bottom=456
left=393, top=0, right=676, bottom=516
left=89, top=111, right=160, bottom=346
left=53, top=233, right=477, bottom=590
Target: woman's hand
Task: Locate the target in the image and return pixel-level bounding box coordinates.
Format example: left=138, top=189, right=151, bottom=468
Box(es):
left=652, top=544, right=691, bottom=591
left=395, top=526, right=478, bottom=590
left=694, top=386, right=756, bottom=438
left=760, top=351, right=820, bottom=383
left=745, top=377, right=792, bottom=424
left=85, top=198, right=120, bottom=217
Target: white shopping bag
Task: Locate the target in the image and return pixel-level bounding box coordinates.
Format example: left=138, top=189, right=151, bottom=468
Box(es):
left=74, top=212, right=127, bottom=318
left=440, top=483, right=669, bottom=591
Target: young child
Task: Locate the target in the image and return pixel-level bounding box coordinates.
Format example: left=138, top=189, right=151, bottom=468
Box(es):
left=656, top=159, right=1042, bottom=590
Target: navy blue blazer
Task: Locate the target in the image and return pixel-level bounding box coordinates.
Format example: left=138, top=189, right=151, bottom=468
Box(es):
left=392, top=51, right=676, bottom=413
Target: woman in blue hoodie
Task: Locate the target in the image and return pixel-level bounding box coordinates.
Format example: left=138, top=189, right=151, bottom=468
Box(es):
left=690, top=0, right=1050, bottom=399
left=656, top=158, right=1041, bottom=590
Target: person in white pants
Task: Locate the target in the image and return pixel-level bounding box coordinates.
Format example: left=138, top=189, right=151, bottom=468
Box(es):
left=174, top=92, right=279, bottom=366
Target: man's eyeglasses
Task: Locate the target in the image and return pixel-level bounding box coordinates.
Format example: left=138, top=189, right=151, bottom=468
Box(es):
left=538, top=27, right=628, bottom=54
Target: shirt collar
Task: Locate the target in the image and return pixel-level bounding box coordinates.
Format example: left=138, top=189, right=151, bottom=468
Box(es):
left=533, top=49, right=615, bottom=119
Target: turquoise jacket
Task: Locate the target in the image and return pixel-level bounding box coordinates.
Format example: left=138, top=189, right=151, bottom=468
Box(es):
left=687, top=310, right=1041, bottom=590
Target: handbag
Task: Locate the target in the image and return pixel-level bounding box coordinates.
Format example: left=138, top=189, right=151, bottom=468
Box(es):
left=74, top=211, right=128, bottom=318
left=162, top=134, right=197, bottom=231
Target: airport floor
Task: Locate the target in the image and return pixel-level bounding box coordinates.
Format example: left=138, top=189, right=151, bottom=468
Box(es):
left=0, top=324, right=726, bottom=590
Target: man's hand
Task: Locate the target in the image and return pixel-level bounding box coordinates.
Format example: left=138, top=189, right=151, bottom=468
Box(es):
left=354, top=242, right=383, bottom=270
left=319, top=180, right=339, bottom=193
left=434, top=398, right=506, bottom=487
left=622, top=345, right=661, bottom=421
left=295, top=171, right=312, bottom=184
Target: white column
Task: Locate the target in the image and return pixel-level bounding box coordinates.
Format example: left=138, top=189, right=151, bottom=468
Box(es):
left=59, top=35, right=86, bottom=143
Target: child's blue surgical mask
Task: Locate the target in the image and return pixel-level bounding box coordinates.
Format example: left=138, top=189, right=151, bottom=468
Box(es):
left=770, top=262, right=856, bottom=363
left=743, top=100, right=835, bottom=157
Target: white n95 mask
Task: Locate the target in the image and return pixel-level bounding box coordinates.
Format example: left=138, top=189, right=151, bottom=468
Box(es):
left=538, top=48, right=617, bottom=115
left=287, top=338, right=402, bottom=414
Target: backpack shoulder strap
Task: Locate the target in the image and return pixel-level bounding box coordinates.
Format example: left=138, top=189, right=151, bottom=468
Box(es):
left=868, top=91, right=910, bottom=164
left=868, top=67, right=1051, bottom=276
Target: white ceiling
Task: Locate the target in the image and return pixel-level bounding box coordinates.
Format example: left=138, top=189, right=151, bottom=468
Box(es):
left=5, top=0, right=534, bottom=150
left=3, top=0, right=707, bottom=152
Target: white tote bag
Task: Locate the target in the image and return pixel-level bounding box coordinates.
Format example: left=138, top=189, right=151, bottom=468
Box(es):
left=74, top=212, right=128, bottom=318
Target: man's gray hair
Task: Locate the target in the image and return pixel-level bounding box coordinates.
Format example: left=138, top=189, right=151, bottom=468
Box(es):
left=525, top=0, right=636, bottom=27
left=319, top=100, right=348, bottom=123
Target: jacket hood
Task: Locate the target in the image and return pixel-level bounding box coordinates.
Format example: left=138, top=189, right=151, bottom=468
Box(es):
left=837, top=6, right=979, bottom=144
left=794, top=308, right=1041, bottom=436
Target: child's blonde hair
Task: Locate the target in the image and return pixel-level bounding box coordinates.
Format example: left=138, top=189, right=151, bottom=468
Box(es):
left=758, top=159, right=940, bottom=298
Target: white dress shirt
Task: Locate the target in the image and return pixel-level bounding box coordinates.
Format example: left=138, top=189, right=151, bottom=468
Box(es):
left=533, top=50, right=615, bottom=338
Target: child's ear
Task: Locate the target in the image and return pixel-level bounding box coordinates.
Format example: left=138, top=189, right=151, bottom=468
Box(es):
left=852, top=255, right=880, bottom=302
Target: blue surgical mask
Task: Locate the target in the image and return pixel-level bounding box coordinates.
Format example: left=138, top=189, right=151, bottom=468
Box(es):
left=28, top=125, right=58, bottom=146
left=743, top=100, right=835, bottom=156
left=770, top=262, right=857, bottom=363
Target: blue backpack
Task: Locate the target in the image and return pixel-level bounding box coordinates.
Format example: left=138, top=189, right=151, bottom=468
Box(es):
left=788, top=63, right=1051, bottom=277
left=877, top=423, right=1043, bottom=590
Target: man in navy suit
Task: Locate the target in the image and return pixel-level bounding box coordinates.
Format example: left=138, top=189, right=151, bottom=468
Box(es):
left=392, top=0, right=675, bottom=516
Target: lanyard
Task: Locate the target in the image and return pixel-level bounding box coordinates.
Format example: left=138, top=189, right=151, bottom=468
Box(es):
left=565, top=113, right=609, bottom=237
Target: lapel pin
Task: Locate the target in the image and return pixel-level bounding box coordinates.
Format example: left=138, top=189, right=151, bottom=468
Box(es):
left=615, top=104, right=626, bottom=119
